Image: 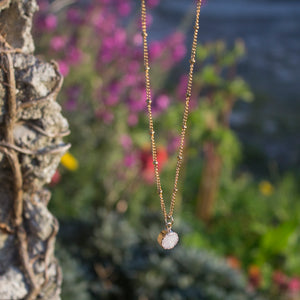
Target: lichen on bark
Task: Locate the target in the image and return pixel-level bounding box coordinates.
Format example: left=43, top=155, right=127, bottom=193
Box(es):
left=0, top=1, right=69, bottom=299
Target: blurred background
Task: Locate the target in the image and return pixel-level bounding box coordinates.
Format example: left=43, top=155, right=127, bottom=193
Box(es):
left=34, top=0, right=300, bottom=299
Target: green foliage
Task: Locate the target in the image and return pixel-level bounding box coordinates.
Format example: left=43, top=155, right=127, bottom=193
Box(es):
left=76, top=211, right=265, bottom=300
left=182, top=173, right=300, bottom=290
left=56, top=245, right=91, bottom=300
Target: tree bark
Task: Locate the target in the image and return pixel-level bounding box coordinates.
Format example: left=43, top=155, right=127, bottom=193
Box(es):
left=196, top=141, right=222, bottom=223
left=0, top=1, right=69, bottom=299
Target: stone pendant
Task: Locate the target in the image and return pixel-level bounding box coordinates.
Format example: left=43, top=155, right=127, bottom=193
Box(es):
left=157, top=229, right=179, bottom=250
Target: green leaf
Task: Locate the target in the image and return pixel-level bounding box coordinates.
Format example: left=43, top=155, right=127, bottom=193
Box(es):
left=196, top=45, right=209, bottom=61
left=201, top=66, right=222, bottom=85
left=228, top=78, right=254, bottom=102
left=260, top=221, right=298, bottom=254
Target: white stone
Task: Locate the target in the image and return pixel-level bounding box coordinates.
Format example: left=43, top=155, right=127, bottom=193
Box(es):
left=157, top=230, right=179, bottom=250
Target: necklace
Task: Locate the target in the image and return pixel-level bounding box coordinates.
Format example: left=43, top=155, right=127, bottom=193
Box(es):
left=141, top=0, right=202, bottom=249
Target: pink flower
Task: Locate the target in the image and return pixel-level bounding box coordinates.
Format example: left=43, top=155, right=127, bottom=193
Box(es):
left=104, top=95, right=119, bottom=107
left=127, top=113, right=138, bottom=127
left=50, top=36, right=66, bottom=51
left=99, top=47, right=113, bottom=64
left=127, top=88, right=147, bottom=112
left=50, top=170, right=61, bottom=186
left=168, top=136, right=180, bottom=153
left=288, top=278, right=300, bottom=293
left=123, top=153, right=136, bottom=167
left=57, top=60, right=69, bottom=77
left=166, top=31, right=186, bottom=62
left=44, top=14, right=57, bottom=30
left=67, top=8, right=82, bottom=24
left=98, top=28, right=127, bottom=64
left=172, top=44, right=187, bottom=62
left=64, top=86, right=81, bottom=111
left=103, top=82, right=121, bottom=106
left=65, top=99, right=77, bottom=111
left=103, top=112, right=114, bottom=124
left=155, top=94, right=170, bottom=111
left=117, top=2, right=131, bottom=16
left=148, top=0, right=160, bottom=8
left=114, top=28, right=127, bottom=45
left=120, top=135, right=132, bottom=150
left=96, top=110, right=114, bottom=124
left=133, top=33, right=143, bottom=46
left=177, top=75, right=188, bottom=100
left=92, top=13, right=116, bottom=34
left=149, top=41, right=164, bottom=60
left=67, top=46, right=82, bottom=65
left=128, top=61, right=140, bottom=72
left=272, top=270, right=288, bottom=290
left=123, top=73, right=141, bottom=87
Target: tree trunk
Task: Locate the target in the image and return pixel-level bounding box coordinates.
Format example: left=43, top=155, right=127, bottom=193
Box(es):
left=196, top=141, right=222, bottom=223
left=0, top=1, right=69, bottom=299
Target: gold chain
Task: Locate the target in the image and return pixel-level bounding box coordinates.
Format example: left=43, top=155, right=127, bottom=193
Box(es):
left=141, top=0, right=202, bottom=228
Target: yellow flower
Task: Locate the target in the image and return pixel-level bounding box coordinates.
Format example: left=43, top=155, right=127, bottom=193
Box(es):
left=259, top=180, right=274, bottom=196
left=61, top=152, right=79, bottom=171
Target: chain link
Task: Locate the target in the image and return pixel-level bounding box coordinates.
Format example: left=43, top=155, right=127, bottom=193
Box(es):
left=141, top=0, right=202, bottom=226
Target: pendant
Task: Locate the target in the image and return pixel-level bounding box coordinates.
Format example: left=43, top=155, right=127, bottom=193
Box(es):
left=157, top=229, right=179, bottom=250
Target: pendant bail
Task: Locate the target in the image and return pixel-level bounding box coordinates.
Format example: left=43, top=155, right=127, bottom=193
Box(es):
left=165, top=215, right=174, bottom=231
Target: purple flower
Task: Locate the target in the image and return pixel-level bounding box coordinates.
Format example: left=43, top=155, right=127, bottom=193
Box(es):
left=176, top=75, right=198, bottom=107
left=115, top=28, right=127, bottom=44
left=57, top=60, right=69, bottom=76
left=105, top=95, right=119, bottom=106
left=64, top=85, right=81, bottom=111
left=133, top=33, right=143, bottom=46
left=96, top=110, right=114, bottom=124
left=123, top=153, right=136, bottom=167
left=149, top=41, right=164, bottom=60
left=64, top=99, right=77, bottom=111
left=127, top=88, right=147, bottom=112
left=103, top=82, right=121, bottom=106
left=127, top=113, right=138, bottom=127
left=127, top=98, right=145, bottom=113
left=127, top=91, right=146, bottom=112
left=120, top=134, right=132, bottom=150
left=67, top=8, right=83, bottom=24
left=91, top=13, right=116, bottom=35
left=98, top=28, right=128, bottom=65
left=168, top=135, right=181, bottom=153
left=148, top=0, right=160, bottom=8
left=172, top=44, right=187, bottom=62
left=50, top=36, right=66, bottom=51
left=67, top=85, right=81, bottom=100
left=167, top=31, right=186, bottom=63
left=168, top=31, right=185, bottom=45
left=117, top=2, right=131, bottom=16
left=44, top=14, right=57, bottom=31
left=155, top=94, right=170, bottom=111
left=177, top=74, right=188, bottom=100
left=99, top=47, right=113, bottom=64
left=67, top=46, right=82, bottom=65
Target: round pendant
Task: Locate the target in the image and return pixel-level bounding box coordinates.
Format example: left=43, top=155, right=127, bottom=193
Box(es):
left=157, top=230, right=179, bottom=250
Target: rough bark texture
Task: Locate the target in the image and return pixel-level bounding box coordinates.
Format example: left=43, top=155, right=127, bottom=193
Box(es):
left=0, top=1, right=69, bottom=299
